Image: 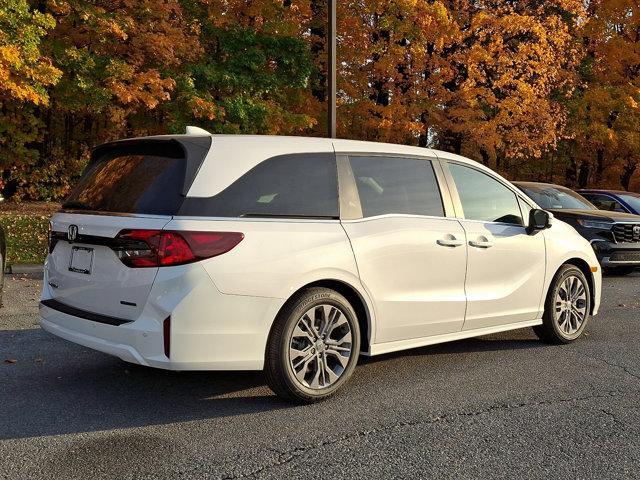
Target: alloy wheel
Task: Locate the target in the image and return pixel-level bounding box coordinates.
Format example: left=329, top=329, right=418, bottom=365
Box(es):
left=554, top=275, right=587, bottom=335
left=288, top=304, right=353, bottom=390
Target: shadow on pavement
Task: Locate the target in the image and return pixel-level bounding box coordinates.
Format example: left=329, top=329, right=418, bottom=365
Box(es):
left=1, top=328, right=290, bottom=440
left=1, top=326, right=543, bottom=440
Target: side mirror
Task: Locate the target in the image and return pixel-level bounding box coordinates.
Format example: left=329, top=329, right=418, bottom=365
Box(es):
left=527, top=209, right=551, bottom=234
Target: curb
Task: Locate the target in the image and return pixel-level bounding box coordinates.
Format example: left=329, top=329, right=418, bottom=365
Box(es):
left=5, top=264, right=44, bottom=276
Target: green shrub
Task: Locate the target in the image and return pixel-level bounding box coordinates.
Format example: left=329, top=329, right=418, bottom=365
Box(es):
left=0, top=214, right=49, bottom=265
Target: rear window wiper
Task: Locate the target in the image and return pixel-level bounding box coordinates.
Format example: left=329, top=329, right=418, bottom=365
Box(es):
left=240, top=213, right=339, bottom=220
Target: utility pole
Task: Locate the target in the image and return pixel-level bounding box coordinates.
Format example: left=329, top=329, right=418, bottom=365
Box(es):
left=327, top=0, right=336, bottom=138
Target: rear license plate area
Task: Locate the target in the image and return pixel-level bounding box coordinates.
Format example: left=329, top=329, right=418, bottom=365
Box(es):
left=69, top=246, right=94, bottom=274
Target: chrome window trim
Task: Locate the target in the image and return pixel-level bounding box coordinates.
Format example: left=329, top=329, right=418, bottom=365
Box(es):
left=340, top=213, right=465, bottom=224
left=170, top=216, right=341, bottom=224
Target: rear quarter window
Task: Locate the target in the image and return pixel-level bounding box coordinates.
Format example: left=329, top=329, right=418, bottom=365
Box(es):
left=180, top=153, right=339, bottom=218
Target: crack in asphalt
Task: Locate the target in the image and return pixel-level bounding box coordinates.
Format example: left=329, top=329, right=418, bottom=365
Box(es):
left=600, top=408, right=625, bottom=428
left=218, top=389, right=639, bottom=480
left=572, top=350, right=640, bottom=382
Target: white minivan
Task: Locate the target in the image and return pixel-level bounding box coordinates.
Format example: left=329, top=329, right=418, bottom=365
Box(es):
left=40, top=130, right=602, bottom=402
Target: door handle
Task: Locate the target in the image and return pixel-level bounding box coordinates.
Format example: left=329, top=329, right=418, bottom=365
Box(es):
left=437, top=236, right=464, bottom=247
left=469, top=238, right=494, bottom=248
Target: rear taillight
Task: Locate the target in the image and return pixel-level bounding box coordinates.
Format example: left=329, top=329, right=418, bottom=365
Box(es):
left=114, top=230, right=244, bottom=268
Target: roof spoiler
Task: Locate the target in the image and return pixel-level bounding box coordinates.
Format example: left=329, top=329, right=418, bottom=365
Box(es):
left=185, top=125, right=212, bottom=136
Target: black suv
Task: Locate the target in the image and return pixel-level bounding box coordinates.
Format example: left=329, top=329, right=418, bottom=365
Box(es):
left=514, top=182, right=640, bottom=275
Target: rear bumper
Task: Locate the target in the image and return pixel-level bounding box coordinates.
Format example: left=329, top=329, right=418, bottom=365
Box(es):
left=40, top=263, right=283, bottom=370
left=592, top=240, right=640, bottom=267
left=40, top=312, right=152, bottom=366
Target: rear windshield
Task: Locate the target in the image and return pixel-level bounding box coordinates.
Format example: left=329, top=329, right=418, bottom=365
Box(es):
left=63, top=140, right=187, bottom=215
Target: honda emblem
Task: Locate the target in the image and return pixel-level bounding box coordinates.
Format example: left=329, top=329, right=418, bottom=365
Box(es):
left=68, top=224, right=78, bottom=243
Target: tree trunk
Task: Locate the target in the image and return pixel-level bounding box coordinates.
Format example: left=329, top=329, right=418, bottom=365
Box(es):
left=565, top=158, right=577, bottom=187
left=620, top=159, right=638, bottom=191
left=578, top=161, right=590, bottom=188
left=595, top=148, right=605, bottom=184
left=440, top=132, right=462, bottom=155
left=480, top=149, right=489, bottom=166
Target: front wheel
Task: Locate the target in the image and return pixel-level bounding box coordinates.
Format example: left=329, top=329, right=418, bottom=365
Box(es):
left=533, top=265, right=591, bottom=344
left=265, top=287, right=360, bottom=403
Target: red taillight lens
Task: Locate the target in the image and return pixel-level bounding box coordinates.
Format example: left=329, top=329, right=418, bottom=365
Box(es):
left=158, top=232, right=196, bottom=266
left=115, top=230, right=243, bottom=268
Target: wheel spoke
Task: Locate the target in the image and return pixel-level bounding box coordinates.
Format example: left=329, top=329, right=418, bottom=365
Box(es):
left=329, top=329, right=352, bottom=347
left=290, top=346, right=314, bottom=370
left=299, top=315, right=318, bottom=340
left=319, top=305, right=339, bottom=338
left=293, top=355, right=313, bottom=383
left=558, top=310, right=569, bottom=330
left=326, top=344, right=351, bottom=353
left=571, top=310, right=580, bottom=332
left=308, top=358, right=322, bottom=389
left=326, top=349, right=349, bottom=368
left=323, top=354, right=340, bottom=383
left=292, top=324, right=315, bottom=343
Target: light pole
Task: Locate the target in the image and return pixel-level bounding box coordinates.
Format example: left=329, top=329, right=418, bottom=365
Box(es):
left=328, top=0, right=336, bottom=138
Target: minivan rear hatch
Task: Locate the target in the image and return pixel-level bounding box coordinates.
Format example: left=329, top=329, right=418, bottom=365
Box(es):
left=45, top=136, right=211, bottom=321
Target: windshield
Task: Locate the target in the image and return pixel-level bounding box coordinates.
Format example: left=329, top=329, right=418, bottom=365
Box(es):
left=617, top=193, right=640, bottom=212
left=518, top=185, right=596, bottom=210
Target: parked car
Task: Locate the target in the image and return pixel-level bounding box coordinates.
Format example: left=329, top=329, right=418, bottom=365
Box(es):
left=40, top=131, right=602, bottom=402
left=0, top=224, right=5, bottom=306
left=579, top=189, right=640, bottom=215
left=515, top=182, right=640, bottom=275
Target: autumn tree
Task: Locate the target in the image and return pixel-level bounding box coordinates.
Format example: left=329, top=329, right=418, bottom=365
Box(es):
left=336, top=1, right=458, bottom=144
left=425, top=1, right=584, bottom=174
left=567, top=0, right=640, bottom=190
left=2, top=0, right=204, bottom=199
left=333, top=0, right=585, bottom=177
left=163, top=0, right=320, bottom=135
left=0, top=0, right=60, bottom=193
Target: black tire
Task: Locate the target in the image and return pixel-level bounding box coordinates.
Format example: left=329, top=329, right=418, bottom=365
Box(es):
left=265, top=287, right=361, bottom=403
left=603, top=266, right=636, bottom=276
left=533, top=264, right=591, bottom=344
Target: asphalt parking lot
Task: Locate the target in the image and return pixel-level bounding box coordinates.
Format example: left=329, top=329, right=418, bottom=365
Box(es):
left=1, top=273, right=639, bottom=479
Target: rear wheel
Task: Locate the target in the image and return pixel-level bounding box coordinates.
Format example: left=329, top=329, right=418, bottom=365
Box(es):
left=534, top=264, right=591, bottom=344
left=265, top=287, right=360, bottom=403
